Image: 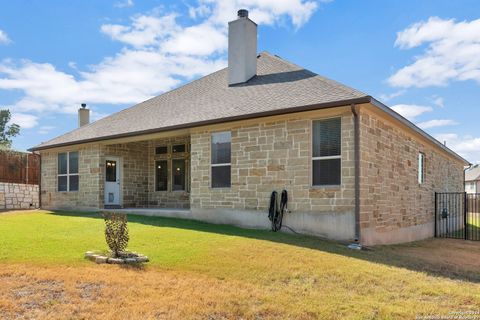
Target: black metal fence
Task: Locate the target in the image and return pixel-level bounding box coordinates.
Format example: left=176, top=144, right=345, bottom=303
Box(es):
left=435, top=192, right=480, bottom=241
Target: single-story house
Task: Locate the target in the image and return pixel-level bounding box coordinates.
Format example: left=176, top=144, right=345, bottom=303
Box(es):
left=465, top=164, right=480, bottom=194
left=30, top=10, right=469, bottom=245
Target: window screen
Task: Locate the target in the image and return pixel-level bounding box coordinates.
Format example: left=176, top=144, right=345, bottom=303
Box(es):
left=58, top=151, right=79, bottom=192
left=211, top=132, right=231, bottom=188
left=312, top=118, right=341, bottom=186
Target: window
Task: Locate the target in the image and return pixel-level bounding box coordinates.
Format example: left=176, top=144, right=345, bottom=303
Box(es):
left=211, top=131, right=231, bottom=188
left=58, top=151, right=79, bottom=192
left=155, top=146, right=168, bottom=155
left=105, top=160, right=117, bottom=182
left=172, top=159, right=186, bottom=191
left=418, top=153, right=425, bottom=184
left=312, top=118, right=341, bottom=186
left=172, top=144, right=186, bottom=153
left=155, top=160, right=168, bottom=191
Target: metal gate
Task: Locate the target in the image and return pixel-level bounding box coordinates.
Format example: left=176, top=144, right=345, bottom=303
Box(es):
left=435, top=192, right=480, bottom=240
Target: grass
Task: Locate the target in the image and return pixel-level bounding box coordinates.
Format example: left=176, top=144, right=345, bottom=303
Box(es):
left=0, top=210, right=479, bottom=319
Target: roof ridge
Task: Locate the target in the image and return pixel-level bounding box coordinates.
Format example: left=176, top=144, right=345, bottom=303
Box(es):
left=261, top=51, right=367, bottom=97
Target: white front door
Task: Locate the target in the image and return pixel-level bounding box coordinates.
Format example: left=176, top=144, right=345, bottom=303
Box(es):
left=104, top=157, right=121, bottom=206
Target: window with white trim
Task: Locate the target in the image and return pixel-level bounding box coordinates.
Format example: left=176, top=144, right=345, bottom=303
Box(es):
left=312, top=118, right=341, bottom=186
left=211, top=131, right=231, bottom=188
left=58, top=151, right=79, bottom=192
left=418, top=152, right=425, bottom=184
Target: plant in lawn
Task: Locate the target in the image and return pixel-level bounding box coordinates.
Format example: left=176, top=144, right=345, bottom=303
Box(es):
left=103, top=212, right=129, bottom=258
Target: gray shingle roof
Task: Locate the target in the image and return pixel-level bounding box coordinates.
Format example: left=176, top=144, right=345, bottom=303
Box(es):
left=465, top=164, right=480, bottom=181
left=31, top=52, right=368, bottom=150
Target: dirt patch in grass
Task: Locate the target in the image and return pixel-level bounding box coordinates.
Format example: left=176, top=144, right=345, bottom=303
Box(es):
left=375, top=238, right=480, bottom=281
left=0, top=264, right=273, bottom=320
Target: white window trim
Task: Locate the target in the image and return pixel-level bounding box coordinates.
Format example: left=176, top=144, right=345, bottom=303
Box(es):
left=211, top=163, right=231, bottom=167
left=418, top=152, right=425, bottom=185
left=211, top=131, right=232, bottom=189
left=311, top=117, right=342, bottom=187
left=58, top=151, right=79, bottom=192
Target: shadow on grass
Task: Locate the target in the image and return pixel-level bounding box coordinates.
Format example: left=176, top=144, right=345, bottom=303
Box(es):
left=50, top=211, right=480, bottom=283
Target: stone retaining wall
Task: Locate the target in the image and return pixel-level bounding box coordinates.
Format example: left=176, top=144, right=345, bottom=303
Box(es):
left=0, top=182, right=39, bottom=210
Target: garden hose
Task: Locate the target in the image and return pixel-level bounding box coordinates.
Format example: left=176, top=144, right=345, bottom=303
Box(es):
left=268, top=190, right=288, bottom=232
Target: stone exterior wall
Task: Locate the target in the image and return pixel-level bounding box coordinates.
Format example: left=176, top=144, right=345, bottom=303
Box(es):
left=40, top=139, right=190, bottom=210
left=40, top=144, right=103, bottom=211
left=190, top=109, right=355, bottom=214
left=105, top=142, right=149, bottom=208
left=359, top=108, right=465, bottom=245
left=0, top=182, right=39, bottom=210
left=147, top=136, right=190, bottom=209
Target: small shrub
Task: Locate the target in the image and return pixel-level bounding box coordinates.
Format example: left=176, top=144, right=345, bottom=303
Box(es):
left=103, top=212, right=129, bottom=258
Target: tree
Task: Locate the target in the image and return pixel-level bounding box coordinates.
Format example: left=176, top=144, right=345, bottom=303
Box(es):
left=0, top=110, right=20, bottom=149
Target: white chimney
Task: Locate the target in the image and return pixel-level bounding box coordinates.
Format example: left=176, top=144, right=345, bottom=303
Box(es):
left=228, top=9, right=257, bottom=85
left=78, top=103, right=90, bottom=127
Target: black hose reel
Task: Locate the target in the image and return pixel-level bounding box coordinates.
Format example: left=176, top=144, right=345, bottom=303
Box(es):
left=268, top=190, right=288, bottom=232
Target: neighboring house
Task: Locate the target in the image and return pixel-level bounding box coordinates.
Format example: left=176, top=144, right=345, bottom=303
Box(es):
left=465, top=164, right=480, bottom=194
left=30, top=10, right=469, bottom=245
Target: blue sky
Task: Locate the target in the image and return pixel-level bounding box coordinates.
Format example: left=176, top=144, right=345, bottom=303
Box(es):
left=0, top=0, right=479, bottom=162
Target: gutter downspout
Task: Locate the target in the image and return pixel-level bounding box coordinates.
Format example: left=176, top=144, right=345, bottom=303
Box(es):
left=351, top=104, right=361, bottom=243
left=464, top=164, right=472, bottom=193
left=37, top=152, right=42, bottom=209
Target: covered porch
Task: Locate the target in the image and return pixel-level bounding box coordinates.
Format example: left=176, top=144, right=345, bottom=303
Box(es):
left=102, top=135, right=191, bottom=210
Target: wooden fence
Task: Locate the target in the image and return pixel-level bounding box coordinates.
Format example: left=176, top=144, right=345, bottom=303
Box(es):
left=0, top=150, right=40, bottom=185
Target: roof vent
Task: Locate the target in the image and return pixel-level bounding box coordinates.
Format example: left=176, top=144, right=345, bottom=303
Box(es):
left=237, top=9, right=248, bottom=18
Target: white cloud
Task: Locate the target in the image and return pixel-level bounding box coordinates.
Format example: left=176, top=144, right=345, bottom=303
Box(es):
left=37, top=125, right=55, bottom=135
left=417, top=119, right=458, bottom=129
left=0, top=1, right=320, bottom=129
left=9, top=113, right=38, bottom=129
left=389, top=17, right=480, bottom=88
left=101, top=14, right=179, bottom=48
left=0, top=29, right=10, bottom=44
left=431, top=96, right=444, bottom=108
left=390, top=104, right=433, bottom=120
left=435, top=133, right=480, bottom=163
left=195, top=0, right=319, bottom=29
left=114, top=0, right=134, bottom=8
left=378, top=89, right=406, bottom=102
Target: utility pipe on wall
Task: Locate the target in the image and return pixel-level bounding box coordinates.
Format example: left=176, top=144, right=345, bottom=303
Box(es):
left=351, top=104, right=361, bottom=243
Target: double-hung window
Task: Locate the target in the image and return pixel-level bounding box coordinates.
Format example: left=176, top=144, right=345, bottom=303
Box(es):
left=418, top=153, right=425, bottom=184
left=211, top=131, right=231, bottom=188
left=58, top=151, right=79, bottom=192
left=312, top=118, right=341, bottom=186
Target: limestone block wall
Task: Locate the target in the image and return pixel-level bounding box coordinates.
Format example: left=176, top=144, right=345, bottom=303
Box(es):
left=105, top=142, right=149, bottom=208
left=40, top=144, right=103, bottom=211
left=147, top=136, right=190, bottom=209
left=359, top=108, right=465, bottom=245
left=190, top=108, right=355, bottom=214
left=0, top=182, right=39, bottom=210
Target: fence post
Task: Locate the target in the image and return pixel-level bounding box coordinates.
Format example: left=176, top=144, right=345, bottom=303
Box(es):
left=434, top=192, right=437, bottom=238
left=464, top=192, right=468, bottom=240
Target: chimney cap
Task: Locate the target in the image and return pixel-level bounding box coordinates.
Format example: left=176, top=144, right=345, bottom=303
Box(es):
left=237, top=9, right=248, bottom=18
left=81, top=103, right=87, bottom=109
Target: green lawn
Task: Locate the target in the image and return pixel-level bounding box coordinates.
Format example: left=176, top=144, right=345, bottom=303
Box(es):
left=0, top=210, right=479, bottom=319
